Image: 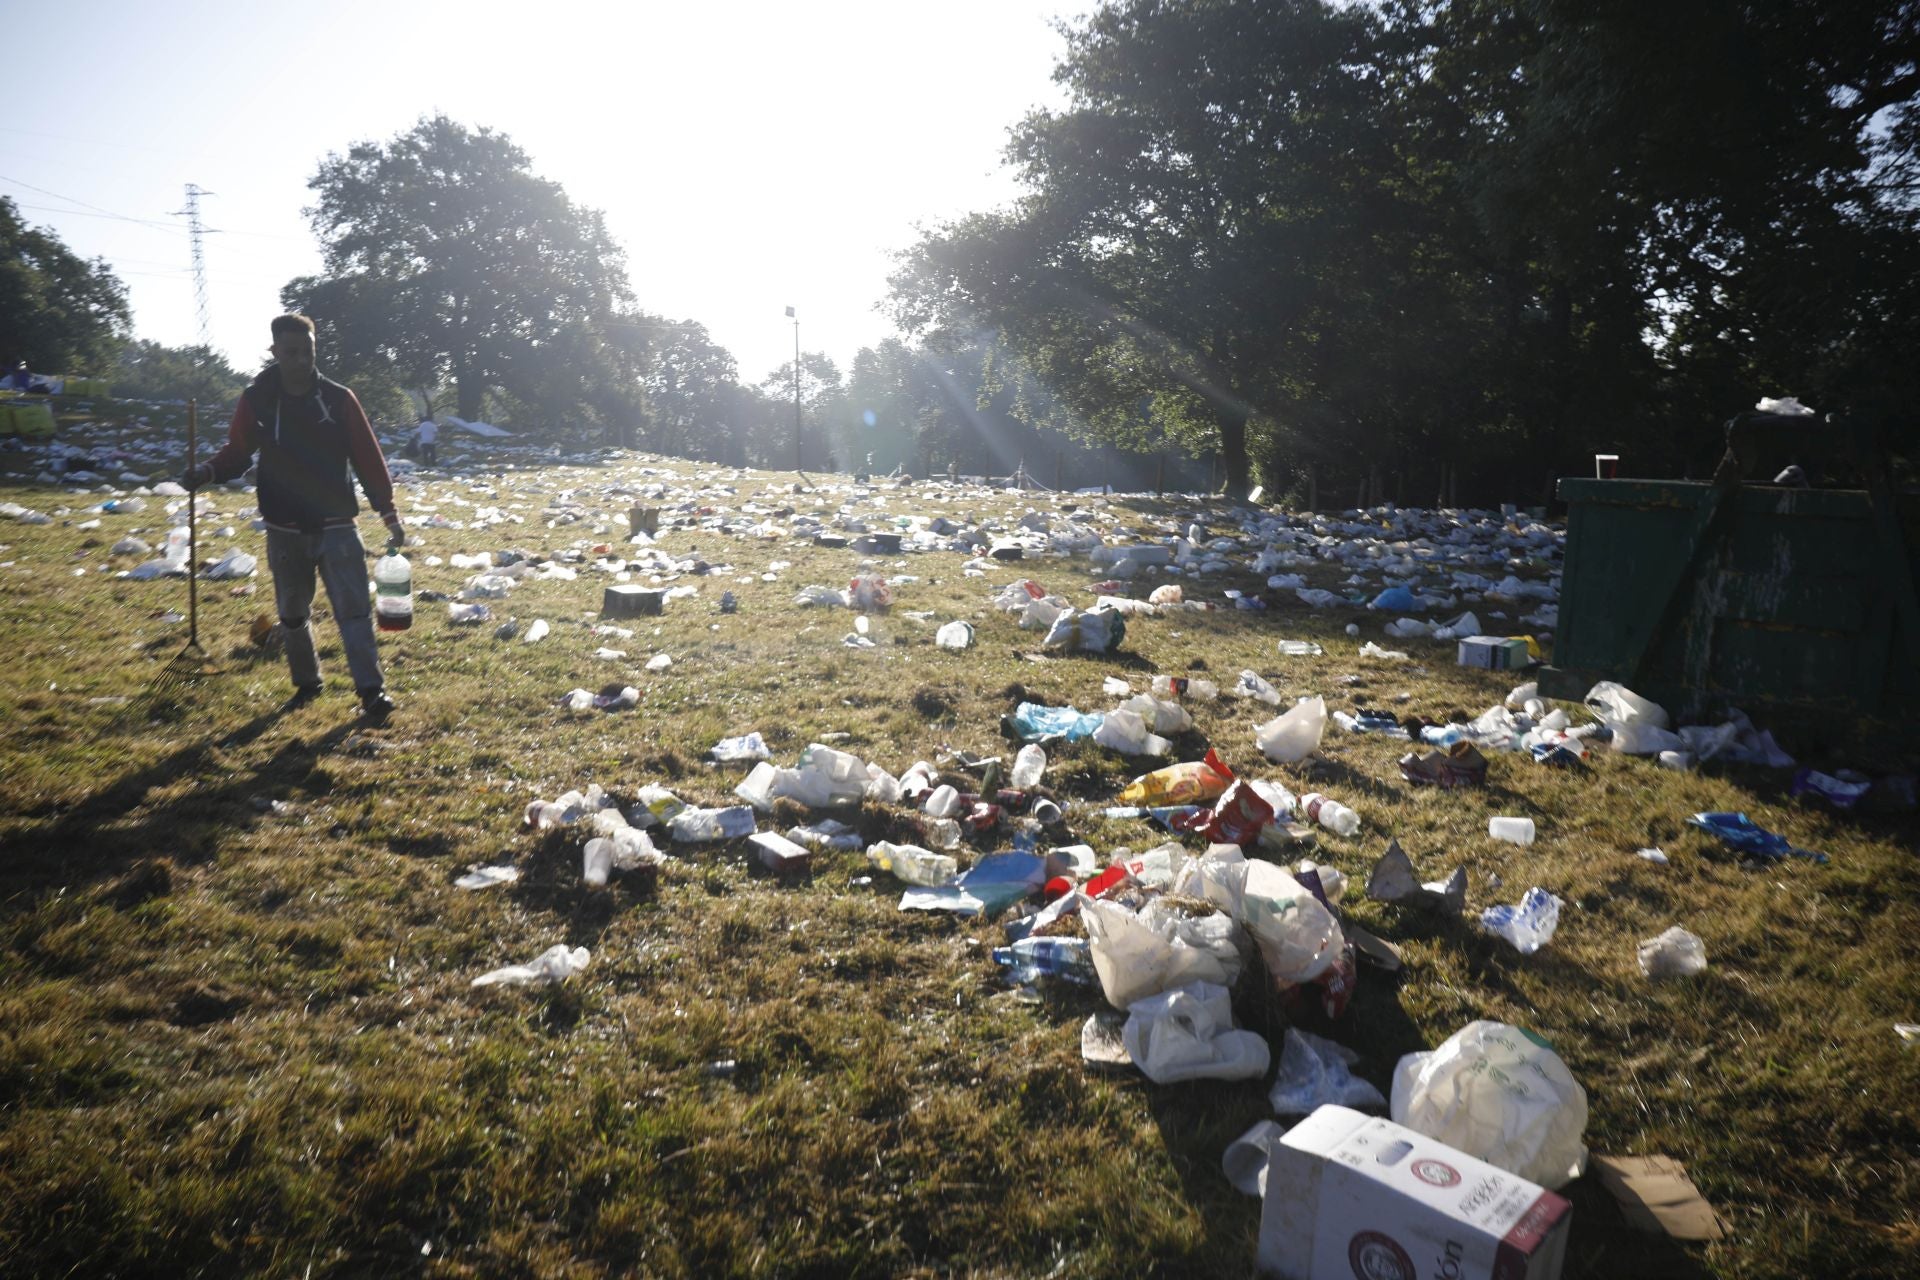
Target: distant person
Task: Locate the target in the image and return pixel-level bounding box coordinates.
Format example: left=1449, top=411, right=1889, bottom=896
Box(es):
left=416, top=414, right=438, bottom=466
left=7, top=361, right=30, bottom=391
left=179, top=313, right=405, bottom=724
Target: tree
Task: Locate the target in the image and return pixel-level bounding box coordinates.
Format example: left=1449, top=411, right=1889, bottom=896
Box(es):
left=637, top=318, right=742, bottom=459
left=756, top=352, right=844, bottom=470
left=110, top=340, right=247, bottom=406
left=891, top=0, right=1456, bottom=497
left=0, top=196, right=131, bottom=374
left=290, top=115, right=641, bottom=428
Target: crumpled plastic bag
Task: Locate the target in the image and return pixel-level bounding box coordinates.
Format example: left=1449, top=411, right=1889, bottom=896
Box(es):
left=1609, top=719, right=1686, bottom=755
left=1007, top=701, right=1105, bottom=742
left=202, top=549, right=257, bottom=579
left=582, top=809, right=664, bottom=886
left=472, top=943, right=592, bottom=988
left=710, top=731, right=770, bottom=762
left=1269, top=1028, right=1389, bottom=1115
left=1183, top=851, right=1348, bottom=1009
left=1584, top=680, right=1669, bottom=730
left=1255, top=695, right=1326, bottom=763
left=1480, top=887, right=1563, bottom=954
left=1390, top=1020, right=1589, bottom=1188
left=1092, top=707, right=1171, bottom=756
left=1119, top=692, right=1193, bottom=735
left=793, top=584, right=851, bottom=607
left=1638, top=926, right=1708, bottom=979
left=1083, top=895, right=1242, bottom=1009
left=1042, top=605, right=1126, bottom=653
left=1121, top=979, right=1271, bottom=1084
left=849, top=574, right=893, bottom=610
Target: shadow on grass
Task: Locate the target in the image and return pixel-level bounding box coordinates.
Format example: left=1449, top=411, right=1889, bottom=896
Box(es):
left=0, top=704, right=358, bottom=902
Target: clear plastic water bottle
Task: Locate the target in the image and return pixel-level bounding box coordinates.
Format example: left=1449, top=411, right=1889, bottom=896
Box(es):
left=374, top=548, right=413, bottom=632
left=992, top=936, right=1096, bottom=985
left=1010, top=744, right=1047, bottom=789
left=1300, top=792, right=1360, bottom=836
left=866, top=840, right=958, bottom=886
left=1420, top=724, right=1467, bottom=746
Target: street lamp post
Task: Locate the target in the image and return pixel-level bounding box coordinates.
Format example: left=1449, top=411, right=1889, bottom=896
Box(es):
left=785, top=305, right=801, bottom=473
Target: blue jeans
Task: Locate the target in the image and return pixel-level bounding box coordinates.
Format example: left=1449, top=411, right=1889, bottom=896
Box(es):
left=266, top=525, right=384, bottom=693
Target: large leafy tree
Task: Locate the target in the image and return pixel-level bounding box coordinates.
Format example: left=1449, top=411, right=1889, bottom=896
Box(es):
left=638, top=318, right=743, bottom=459
left=110, top=340, right=246, bottom=407
left=287, top=115, right=640, bottom=427
left=894, top=0, right=1920, bottom=501
left=892, top=0, right=1466, bottom=497
left=0, top=196, right=131, bottom=374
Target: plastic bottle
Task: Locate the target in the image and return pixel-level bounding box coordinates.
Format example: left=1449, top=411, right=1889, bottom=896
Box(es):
left=1009, top=743, right=1048, bottom=789
left=1299, top=792, right=1360, bottom=837
left=1150, top=674, right=1220, bottom=701
left=866, top=840, right=958, bottom=886
left=374, top=548, right=413, bottom=632
left=992, top=936, right=1096, bottom=985
left=1420, top=724, right=1468, bottom=746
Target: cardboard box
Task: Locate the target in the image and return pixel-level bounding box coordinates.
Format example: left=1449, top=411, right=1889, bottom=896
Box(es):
left=748, top=831, right=812, bottom=875
left=1259, top=1106, right=1570, bottom=1280
left=1457, top=636, right=1528, bottom=670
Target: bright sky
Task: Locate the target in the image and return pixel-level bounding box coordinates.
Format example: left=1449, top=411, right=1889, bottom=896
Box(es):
left=3, top=0, right=1077, bottom=386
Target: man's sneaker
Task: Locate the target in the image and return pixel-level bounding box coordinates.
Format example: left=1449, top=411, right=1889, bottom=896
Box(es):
left=284, top=683, right=323, bottom=710
left=358, top=689, right=397, bottom=724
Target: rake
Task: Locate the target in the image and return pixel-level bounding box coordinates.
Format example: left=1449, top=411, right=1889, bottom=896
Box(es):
left=143, top=398, right=219, bottom=698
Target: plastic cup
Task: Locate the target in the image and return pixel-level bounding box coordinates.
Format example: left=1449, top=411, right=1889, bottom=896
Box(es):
left=1488, top=816, right=1536, bottom=846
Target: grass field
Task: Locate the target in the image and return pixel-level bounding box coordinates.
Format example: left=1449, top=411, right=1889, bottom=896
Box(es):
left=1, top=447, right=1917, bottom=1278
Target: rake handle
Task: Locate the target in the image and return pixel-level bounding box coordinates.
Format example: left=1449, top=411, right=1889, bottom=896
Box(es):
left=187, top=399, right=198, bottom=647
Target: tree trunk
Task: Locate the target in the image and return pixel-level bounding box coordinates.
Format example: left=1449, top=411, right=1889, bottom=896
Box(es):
left=456, top=365, right=482, bottom=422
left=1216, top=403, right=1251, bottom=498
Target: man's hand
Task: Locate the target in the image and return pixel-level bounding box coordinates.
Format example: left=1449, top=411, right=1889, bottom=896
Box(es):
left=383, top=515, right=407, bottom=549
left=178, top=463, right=210, bottom=491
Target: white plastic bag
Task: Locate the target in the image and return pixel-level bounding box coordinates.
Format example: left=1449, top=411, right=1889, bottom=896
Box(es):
left=1390, top=1020, right=1589, bottom=1188
left=1609, top=720, right=1686, bottom=756
left=1638, top=926, right=1708, bottom=979
left=1121, top=980, right=1271, bottom=1084
left=1082, top=896, right=1240, bottom=1010
left=472, top=943, right=591, bottom=988
left=1255, top=696, right=1326, bottom=763
left=1584, top=680, right=1669, bottom=730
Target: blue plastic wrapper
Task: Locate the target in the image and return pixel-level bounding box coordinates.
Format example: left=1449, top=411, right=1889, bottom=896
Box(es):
left=1005, top=701, right=1106, bottom=743
left=1479, top=886, right=1563, bottom=954
left=1371, top=585, right=1419, bottom=612
left=899, top=852, right=1050, bottom=916
left=1687, top=811, right=1828, bottom=864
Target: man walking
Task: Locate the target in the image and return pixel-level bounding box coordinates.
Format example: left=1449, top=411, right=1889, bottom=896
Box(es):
left=415, top=413, right=437, bottom=467
left=182, top=314, right=405, bottom=723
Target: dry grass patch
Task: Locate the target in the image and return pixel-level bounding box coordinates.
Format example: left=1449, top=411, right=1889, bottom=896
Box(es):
left=1, top=459, right=1917, bottom=1277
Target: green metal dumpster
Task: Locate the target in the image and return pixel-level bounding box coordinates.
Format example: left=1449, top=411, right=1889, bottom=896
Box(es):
left=1540, top=422, right=1920, bottom=724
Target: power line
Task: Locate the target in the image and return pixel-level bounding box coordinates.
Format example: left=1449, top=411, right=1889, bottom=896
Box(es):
left=0, top=170, right=182, bottom=226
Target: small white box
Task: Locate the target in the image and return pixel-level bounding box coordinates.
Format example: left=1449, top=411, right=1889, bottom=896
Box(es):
left=747, top=831, right=811, bottom=874
left=1258, top=1106, right=1570, bottom=1280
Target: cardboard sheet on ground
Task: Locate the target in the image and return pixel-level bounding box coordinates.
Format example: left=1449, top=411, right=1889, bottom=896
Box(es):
left=898, top=852, right=1047, bottom=916
left=1590, top=1154, right=1728, bottom=1241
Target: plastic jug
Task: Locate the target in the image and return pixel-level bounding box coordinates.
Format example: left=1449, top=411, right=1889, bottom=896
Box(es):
left=374, top=548, right=413, bottom=632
